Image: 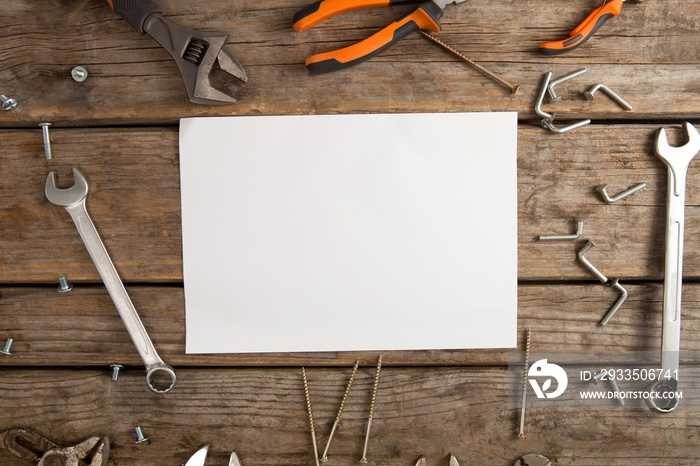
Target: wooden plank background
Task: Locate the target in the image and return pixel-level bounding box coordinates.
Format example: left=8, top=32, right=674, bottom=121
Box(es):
left=1, top=0, right=700, bottom=464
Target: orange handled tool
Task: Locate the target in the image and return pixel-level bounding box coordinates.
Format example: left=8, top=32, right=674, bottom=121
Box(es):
left=538, top=0, right=623, bottom=55
left=293, top=0, right=466, bottom=74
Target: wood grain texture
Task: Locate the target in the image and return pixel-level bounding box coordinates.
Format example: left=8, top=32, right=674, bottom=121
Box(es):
left=0, top=0, right=698, bottom=125
left=1, top=0, right=700, bottom=463
left=1, top=367, right=700, bottom=466
left=0, top=282, right=698, bottom=367
left=2, top=125, right=700, bottom=282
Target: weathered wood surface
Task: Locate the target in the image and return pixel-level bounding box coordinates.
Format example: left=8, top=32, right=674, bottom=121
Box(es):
left=2, top=367, right=700, bottom=466
left=2, top=0, right=700, bottom=464
left=1, top=125, right=699, bottom=283
left=0, top=283, right=698, bottom=367
left=0, top=0, right=698, bottom=125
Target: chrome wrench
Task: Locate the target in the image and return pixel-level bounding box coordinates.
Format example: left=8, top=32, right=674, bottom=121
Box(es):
left=45, top=168, right=176, bottom=393
left=648, top=123, right=700, bottom=412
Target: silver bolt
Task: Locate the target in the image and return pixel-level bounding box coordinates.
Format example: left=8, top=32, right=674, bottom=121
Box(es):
left=39, top=123, right=53, bottom=160
left=0, top=95, right=17, bottom=111
left=548, top=68, right=587, bottom=102
left=133, top=426, right=149, bottom=445
left=110, top=364, right=124, bottom=381
left=57, top=276, right=73, bottom=293
left=584, top=84, right=633, bottom=111
left=0, top=339, right=13, bottom=356
left=71, top=66, right=88, bottom=82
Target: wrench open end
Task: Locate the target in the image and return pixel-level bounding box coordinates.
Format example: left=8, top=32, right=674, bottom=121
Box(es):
left=45, top=168, right=88, bottom=207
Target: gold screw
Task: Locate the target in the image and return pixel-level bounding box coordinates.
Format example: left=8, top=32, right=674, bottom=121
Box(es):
left=420, top=31, right=520, bottom=95
left=518, top=327, right=531, bottom=438
left=359, top=355, right=383, bottom=463
left=302, top=367, right=320, bottom=466
left=321, top=359, right=360, bottom=462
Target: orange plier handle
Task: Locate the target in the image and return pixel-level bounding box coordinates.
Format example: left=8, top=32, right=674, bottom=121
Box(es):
left=538, top=0, right=623, bottom=55
left=293, top=0, right=444, bottom=74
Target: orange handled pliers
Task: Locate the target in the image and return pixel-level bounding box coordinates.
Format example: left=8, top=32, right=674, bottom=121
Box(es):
left=293, top=0, right=467, bottom=74
left=538, top=0, right=624, bottom=55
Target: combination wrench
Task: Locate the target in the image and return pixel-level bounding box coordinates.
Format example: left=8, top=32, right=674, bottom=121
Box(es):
left=647, top=122, right=700, bottom=412
left=45, top=168, right=176, bottom=394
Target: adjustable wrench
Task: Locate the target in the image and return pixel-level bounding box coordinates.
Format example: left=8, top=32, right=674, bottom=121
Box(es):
left=45, top=168, right=176, bottom=394
left=648, top=122, right=700, bottom=412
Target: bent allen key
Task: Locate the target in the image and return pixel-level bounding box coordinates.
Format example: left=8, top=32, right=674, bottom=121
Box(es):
left=647, top=123, right=700, bottom=413
left=103, top=0, right=247, bottom=105
left=293, top=0, right=467, bottom=74
left=45, top=168, right=176, bottom=394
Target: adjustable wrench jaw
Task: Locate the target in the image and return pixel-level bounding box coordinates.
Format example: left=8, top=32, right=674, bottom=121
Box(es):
left=143, top=15, right=248, bottom=105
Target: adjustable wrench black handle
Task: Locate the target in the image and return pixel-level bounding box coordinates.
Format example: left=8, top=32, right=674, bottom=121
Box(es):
left=104, top=0, right=162, bottom=33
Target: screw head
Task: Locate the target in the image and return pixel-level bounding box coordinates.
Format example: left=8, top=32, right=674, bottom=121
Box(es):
left=58, top=276, right=73, bottom=293
left=1, top=98, right=17, bottom=111
left=71, top=66, right=88, bottom=82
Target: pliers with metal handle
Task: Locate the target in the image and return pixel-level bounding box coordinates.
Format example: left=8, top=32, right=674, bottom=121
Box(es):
left=538, top=0, right=624, bottom=55
left=103, top=0, right=247, bottom=104
left=293, top=0, right=467, bottom=74
left=0, top=428, right=109, bottom=466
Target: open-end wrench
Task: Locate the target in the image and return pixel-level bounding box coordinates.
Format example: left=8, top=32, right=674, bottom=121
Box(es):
left=647, top=122, right=700, bottom=412
left=45, top=168, right=176, bottom=394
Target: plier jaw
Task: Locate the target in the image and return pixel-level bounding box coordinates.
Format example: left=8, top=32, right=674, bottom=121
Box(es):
left=0, top=428, right=110, bottom=466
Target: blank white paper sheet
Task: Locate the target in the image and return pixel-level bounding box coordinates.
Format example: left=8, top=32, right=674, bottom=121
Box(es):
left=179, top=112, right=518, bottom=354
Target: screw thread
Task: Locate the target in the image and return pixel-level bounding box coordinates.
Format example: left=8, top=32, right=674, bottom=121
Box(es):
left=302, top=367, right=320, bottom=466
left=420, top=31, right=519, bottom=94
left=360, top=355, right=383, bottom=462
left=321, top=359, right=360, bottom=461
left=518, top=327, right=531, bottom=438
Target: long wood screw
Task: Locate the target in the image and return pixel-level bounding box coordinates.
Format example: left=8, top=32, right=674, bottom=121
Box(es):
left=302, top=367, right=320, bottom=466
left=360, top=355, right=383, bottom=463
left=321, top=359, right=360, bottom=462
left=39, top=123, right=53, bottom=160
left=420, top=31, right=520, bottom=94
left=518, top=327, right=531, bottom=438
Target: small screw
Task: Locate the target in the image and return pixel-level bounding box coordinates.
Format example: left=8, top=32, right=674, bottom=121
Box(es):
left=584, top=84, right=633, bottom=111
left=110, top=364, right=124, bottom=381
left=133, top=426, right=149, bottom=445
left=0, top=339, right=13, bottom=356
left=0, top=95, right=17, bottom=111
left=39, top=123, right=53, bottom=160
left=57, top=276, right=73, bottom=293
left=71, top=66, right=88, bottom=82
